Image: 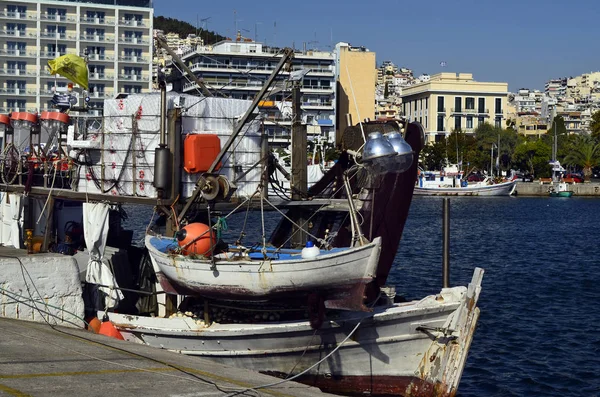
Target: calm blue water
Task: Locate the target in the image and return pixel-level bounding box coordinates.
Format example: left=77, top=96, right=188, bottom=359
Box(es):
left=395, top=197, right=600, bottom=397
left=124, top=197, right=600, bottom=396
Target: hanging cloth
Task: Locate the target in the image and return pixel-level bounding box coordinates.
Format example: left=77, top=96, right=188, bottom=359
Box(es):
left=83, top=203, right=123, bottom=308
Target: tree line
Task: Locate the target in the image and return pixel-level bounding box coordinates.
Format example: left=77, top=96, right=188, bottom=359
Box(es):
left=420, top=110, right=600, bottom=181
left=154, top=16, right=227, bottom=44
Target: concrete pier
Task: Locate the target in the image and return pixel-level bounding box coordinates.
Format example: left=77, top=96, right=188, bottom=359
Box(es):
left=0, top=317, right=334, bottom=397
left=514, top=181, right=600, bottom=196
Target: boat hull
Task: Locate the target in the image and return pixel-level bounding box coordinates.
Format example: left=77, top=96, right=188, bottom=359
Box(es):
left=414, top=180, right=516, bottom=196
left=109, top=268, right=483, bottom=397
left=147, top=235, right=381, bottom=304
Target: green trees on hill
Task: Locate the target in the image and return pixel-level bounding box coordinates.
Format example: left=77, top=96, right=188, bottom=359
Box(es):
left=154, top=16, right=226, bottom=44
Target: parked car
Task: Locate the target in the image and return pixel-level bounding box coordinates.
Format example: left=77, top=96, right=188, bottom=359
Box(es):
left=564, top=173, right=584, bottom=183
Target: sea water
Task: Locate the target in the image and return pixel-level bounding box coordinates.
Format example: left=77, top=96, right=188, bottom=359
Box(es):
left=124, top=196, right=600, bottom=396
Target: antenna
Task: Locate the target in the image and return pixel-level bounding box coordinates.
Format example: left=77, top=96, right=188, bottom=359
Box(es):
left=255, top=21, right=262, bottom=43
left=200, top=17, right=211, bottom=44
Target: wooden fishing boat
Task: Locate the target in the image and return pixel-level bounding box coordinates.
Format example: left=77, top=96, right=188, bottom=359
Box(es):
left=147, top=233, right=382, bottom=309
left=109, top=267, right=483, bottom=397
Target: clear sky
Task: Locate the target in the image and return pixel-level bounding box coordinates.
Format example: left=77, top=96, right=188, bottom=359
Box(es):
left=154, top=0, right=600, bottom=92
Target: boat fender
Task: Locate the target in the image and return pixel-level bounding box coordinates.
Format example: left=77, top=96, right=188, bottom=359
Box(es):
left=301, top=241, right=320, bottom=259
left=98, top=314, right=124, bottom=340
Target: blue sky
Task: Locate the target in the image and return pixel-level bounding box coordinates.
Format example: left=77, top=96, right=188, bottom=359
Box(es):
left=154, top=0, right=600, bottom=92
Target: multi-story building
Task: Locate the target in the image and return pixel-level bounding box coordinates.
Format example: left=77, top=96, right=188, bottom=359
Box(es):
left=335, top=42, right=375, bottom=140
left=400, top=72, right=509, bottom=143
left=170, top=39, right=336, bottom=144
left=374, top=61, right=413, bottom=120
left=0, top=0, right=153, bottom=115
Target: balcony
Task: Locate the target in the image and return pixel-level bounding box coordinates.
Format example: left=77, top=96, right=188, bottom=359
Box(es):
left=40, top=33, right=78, bottom=41
left=302, top=101, right=333, bottom=109
left=118, top=37, right=149, bottom=45
left=119, top=55, right=148, bottom=63
left=0, top=11, right=34, bottom=20
left=89, top=72, right=114, bottom=81
left=88, top=53, right=114, bottom=62
left=0, top=49, right=37, bottom=57
left=118, top=74, right=145, bottom=82
left=89, top=91, right=114, bottom=99
left=80, top=35, right=115, bottom=43
left=0, top=29, right=29, bottom=38
left=478, top=108, right=489, bottom=114
left=0, top=107, right=38, bottom=113
left=80, top=17, right=115, bottom=26
left=119, top=19, right=146, bottom=27
left=0, top=88, right=37, bottom=96
left=0, top=69, right=37, bottom=77
left=40, top=14, right=68, bottom=22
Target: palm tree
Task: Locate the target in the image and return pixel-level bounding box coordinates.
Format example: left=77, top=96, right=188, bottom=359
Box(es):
left=563, top=136, right=600, bottom=182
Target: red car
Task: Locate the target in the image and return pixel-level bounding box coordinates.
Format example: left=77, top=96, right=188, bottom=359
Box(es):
left=564, top=173, right=584, bottom=183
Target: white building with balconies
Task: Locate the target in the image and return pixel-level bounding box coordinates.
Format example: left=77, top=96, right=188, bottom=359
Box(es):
left=168, top=40, right=336, bottom=144
left=0, top=0, right=153, bottom=115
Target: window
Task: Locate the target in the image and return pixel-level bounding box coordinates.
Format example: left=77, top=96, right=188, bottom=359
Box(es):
left=437, top=96, right=444, bottom=112
left=89, top=84, right=105, bottom=93
left=455, top=116, right=461, bottom=131
left=478, top=116, right=485, bottom=125
left=437, top=115, right=444, bottom=131
left=7, top=42, right=26, bottom=51
left=425, top=97, right=428, bottom=111
left=124, top=85, right=142, bottom=94
left=455, top=97, right=462, bottom=112
left=321, top=80, right=330, bottom=87
left=495, top=98, right=502, bottom=114
left=466, top=116, right=473, bottom=129
left=466, top=97, right=474, bottom=110
left=478, top=98, right=485, bottom=113
left=495, top=117, right=501, bottom=128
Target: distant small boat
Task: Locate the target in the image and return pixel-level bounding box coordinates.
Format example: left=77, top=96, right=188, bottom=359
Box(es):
left=549, top=181, right=573, bottom=197
left=415, top=164, right=516, bottom=196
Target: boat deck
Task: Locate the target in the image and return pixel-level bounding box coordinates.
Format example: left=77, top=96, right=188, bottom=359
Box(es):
left=0, top=318, right=336, bottom=397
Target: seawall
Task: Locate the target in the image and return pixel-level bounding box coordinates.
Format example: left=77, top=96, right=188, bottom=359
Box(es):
left=515, top=181, right=600, bottom=196
left=0, top=249, right=84, bottom=327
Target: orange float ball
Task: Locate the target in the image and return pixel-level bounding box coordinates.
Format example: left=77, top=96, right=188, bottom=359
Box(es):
left=176, top=223, right=216, bottom=256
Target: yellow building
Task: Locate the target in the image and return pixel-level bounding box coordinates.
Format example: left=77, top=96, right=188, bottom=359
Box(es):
left=335, top=42, right=376, bottom=142
left=0, top=0, right=153, bottom=115
left=515, top=112, right=548, bottom=137
left=400, top=73, right=509, bottom=143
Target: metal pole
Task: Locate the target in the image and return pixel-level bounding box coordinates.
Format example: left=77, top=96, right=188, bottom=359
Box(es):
left=442, top=198, right=450, bottom=288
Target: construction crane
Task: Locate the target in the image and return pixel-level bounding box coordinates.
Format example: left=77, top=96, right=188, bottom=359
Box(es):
left=154, top=33, right=213, bottom=97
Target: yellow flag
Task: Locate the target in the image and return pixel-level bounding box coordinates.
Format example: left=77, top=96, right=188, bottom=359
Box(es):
left=47, top=54, right=88, bottom=90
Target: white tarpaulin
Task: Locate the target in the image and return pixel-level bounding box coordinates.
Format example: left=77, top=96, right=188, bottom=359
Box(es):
left=0, top=193, right=23, bottom=248
left=83, top=202, right=123, bottom=308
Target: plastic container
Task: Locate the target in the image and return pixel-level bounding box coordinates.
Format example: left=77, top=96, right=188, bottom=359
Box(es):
left=301, top=241, right=320, bottom=259
left=183, top=134, right=221, bottom=173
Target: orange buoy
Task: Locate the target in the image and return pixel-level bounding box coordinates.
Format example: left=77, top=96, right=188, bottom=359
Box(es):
left=98, top=318, right=125, bottom=340
left=86, top=317, right=101, bottom=333
left=176, top=223, right=216, bottom=256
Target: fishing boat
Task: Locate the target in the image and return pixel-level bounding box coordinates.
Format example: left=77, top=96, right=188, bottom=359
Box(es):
left=0, top=40, right=485, bottom=397
left=108, top=267, right=483, bottom=397
left=415, top=164, right=516, bottom=196
left=146, top=233, right=382, bottom=310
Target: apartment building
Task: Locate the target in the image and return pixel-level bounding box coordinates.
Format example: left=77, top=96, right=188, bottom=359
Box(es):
left=400, top=72, right=509, bottom=143
left=0, top=0, right=153, bottom=115
left=171, top=39, right=336, bottom=144
left=335, top=42, right=375, bottom=140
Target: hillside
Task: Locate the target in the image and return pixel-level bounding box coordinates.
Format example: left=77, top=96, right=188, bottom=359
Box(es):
left=154, top=16, right=227, bottom=44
